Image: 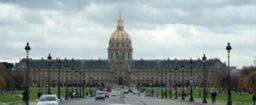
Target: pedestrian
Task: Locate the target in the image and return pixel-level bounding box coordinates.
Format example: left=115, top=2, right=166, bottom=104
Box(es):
left=22, top=92, right=26, bottom=102
left=37, top=92, right=42, bottom=99
left=211, top=91, right=217, bottom=103
left=199, top=90, right=202, bottom=97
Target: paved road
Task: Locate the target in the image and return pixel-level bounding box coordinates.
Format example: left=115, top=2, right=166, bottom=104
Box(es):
left=61, top=97, right=127, bottom=105
left=30, top=88, right=236, bottom=105
left=126, top=94, right=199, bottom=105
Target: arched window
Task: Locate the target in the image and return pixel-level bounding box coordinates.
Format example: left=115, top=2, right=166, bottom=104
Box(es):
left=110, top=52, right=113, bottom=58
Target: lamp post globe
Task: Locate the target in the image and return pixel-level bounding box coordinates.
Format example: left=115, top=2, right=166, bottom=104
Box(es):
left=24, top=42, right=31, bottom=105
left=47, top=53, right=52, bottom=94
left=47, top=54, right=52, bottom=60
left=202, top=54, right=207, bottom=103
left=25, top=42, right=31, bottom=53
left=226, top=42, right=232, bottom=105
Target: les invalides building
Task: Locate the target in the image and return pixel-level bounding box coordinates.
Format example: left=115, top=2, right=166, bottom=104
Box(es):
left=15, top=15, right=226, bottom=87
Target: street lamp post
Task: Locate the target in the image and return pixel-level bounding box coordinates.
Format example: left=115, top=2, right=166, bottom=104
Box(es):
left=253, top=79, right=256, bottom=105
left=151, top=77, right=154, bottom=97
left=79, top=71, right=83, bottom=98
left=138, top=79, right=141, bottom=97
left=161, top=74, right=164, bottom=98
left=169, top=71, right=172, bottom=98
left=75, top=70, right=78, bottom=98
left=47, top=54, right=52, bottom=94
left=226, top=42, right=232, bottom=105
left=189, top=58, right=194, bottom=102
left=165, top=73, right=168, bottom=98
left=57, top=58, right=61, bottom=99
left=202, top=54, right=207, bottom=103
left=71, top=58, right=75, bottom=99
left=24, top=42, right=31, bottom=105
left=64, top=63, right=69, bottom=100
left=181, top=64, right=185, bottom=100
left=82, top=72, right=85, bottom=98
left=174, top=58, right=178, bottom=99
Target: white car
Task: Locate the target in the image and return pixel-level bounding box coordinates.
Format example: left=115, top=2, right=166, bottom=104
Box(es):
left=37, top=95, right=60, bottom=105
left=95, top=91, right=105, bottom=101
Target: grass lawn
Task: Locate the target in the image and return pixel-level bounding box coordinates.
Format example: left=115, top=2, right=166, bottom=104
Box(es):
left=143, top=87, right=253, bottom=103
left=0, top=87, right=94, bottom=103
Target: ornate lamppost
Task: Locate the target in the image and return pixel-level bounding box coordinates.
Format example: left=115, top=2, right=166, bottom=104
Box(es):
left=24, top=42, right=31, bottom=105
left=79, top=72, right=82, bottom=98
left=226, top=42, right=232, bottom=105
left=71, top=58, right=75, bottom=99
left=174, top=58, right=178, bottom=99
left=151, top=77, right=154, bottom=96
left=57, top=58, right=61, bottom=99
left=82, top=72, right=85, bottom=98
left=165, top=72, right=168, bottom=98
left=75, top=70, right=78, bottom=98
left=181, top=64, right=185, bottom=100
left=202, top=54, right=207, bottom=103
left=64, top=61, right=69, bottom=100
left=189, top=58, right=194, bottom=102
left=161, top=74, right=164, bottom=98
left=169, top=70, right=172, bottom=98
left=47, top=53, right=52, bottom=94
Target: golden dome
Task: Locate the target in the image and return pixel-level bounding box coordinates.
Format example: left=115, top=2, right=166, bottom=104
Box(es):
left=110, top=15, right=130, bottom=42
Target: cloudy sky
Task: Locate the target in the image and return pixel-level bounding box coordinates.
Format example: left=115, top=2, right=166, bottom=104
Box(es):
left=0, top=0, right=255, bottom=68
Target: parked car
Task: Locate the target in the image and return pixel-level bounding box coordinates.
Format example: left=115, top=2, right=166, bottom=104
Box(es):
left=37, top=95, right=60, bottom=105
left=105, top=92, right=109, bottom=98
left=95, top=91, right=105, bottom=101
left=110, top=93, right=117, bottom=97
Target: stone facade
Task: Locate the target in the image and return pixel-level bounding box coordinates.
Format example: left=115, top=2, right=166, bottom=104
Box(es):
left=15, top=15, right=226, bottom=87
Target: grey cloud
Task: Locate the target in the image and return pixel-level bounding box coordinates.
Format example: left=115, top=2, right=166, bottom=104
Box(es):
left=0, top=0, right=255, bottom=68
left=3, top=0, right=256, bottom=27
left=0, top=0, right=91, bottom=10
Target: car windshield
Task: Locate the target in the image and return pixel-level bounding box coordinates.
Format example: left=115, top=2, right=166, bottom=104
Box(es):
left=39, top=96, right=57, bottom=102
left=96, top=91, right=104, bottom=95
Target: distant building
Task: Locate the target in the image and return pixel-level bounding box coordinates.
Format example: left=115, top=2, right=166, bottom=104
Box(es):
left=230, top=66, right=238, bottom=74
left=0, top=62, right=14, bottom=72
left=15, top=15, right=226, bottom=87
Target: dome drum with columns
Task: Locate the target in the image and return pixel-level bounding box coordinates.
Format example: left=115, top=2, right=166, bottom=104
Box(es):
left=15, top=15, right=226, bottom=87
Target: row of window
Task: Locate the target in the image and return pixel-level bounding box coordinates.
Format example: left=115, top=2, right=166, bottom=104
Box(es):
left=110, top=42, right=131, bottom=47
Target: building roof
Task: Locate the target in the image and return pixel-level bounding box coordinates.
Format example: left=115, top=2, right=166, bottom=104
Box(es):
left=15, top=58, right=226, bottom=70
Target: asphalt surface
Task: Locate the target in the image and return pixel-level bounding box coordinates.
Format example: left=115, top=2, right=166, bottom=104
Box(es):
left=31, top=88, right=229, bottom=105
left=61, top=97, right=127, bottom=105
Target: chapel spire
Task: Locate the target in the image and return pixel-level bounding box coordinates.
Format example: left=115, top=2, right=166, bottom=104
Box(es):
left=117, top=12, right=124, bottom=30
